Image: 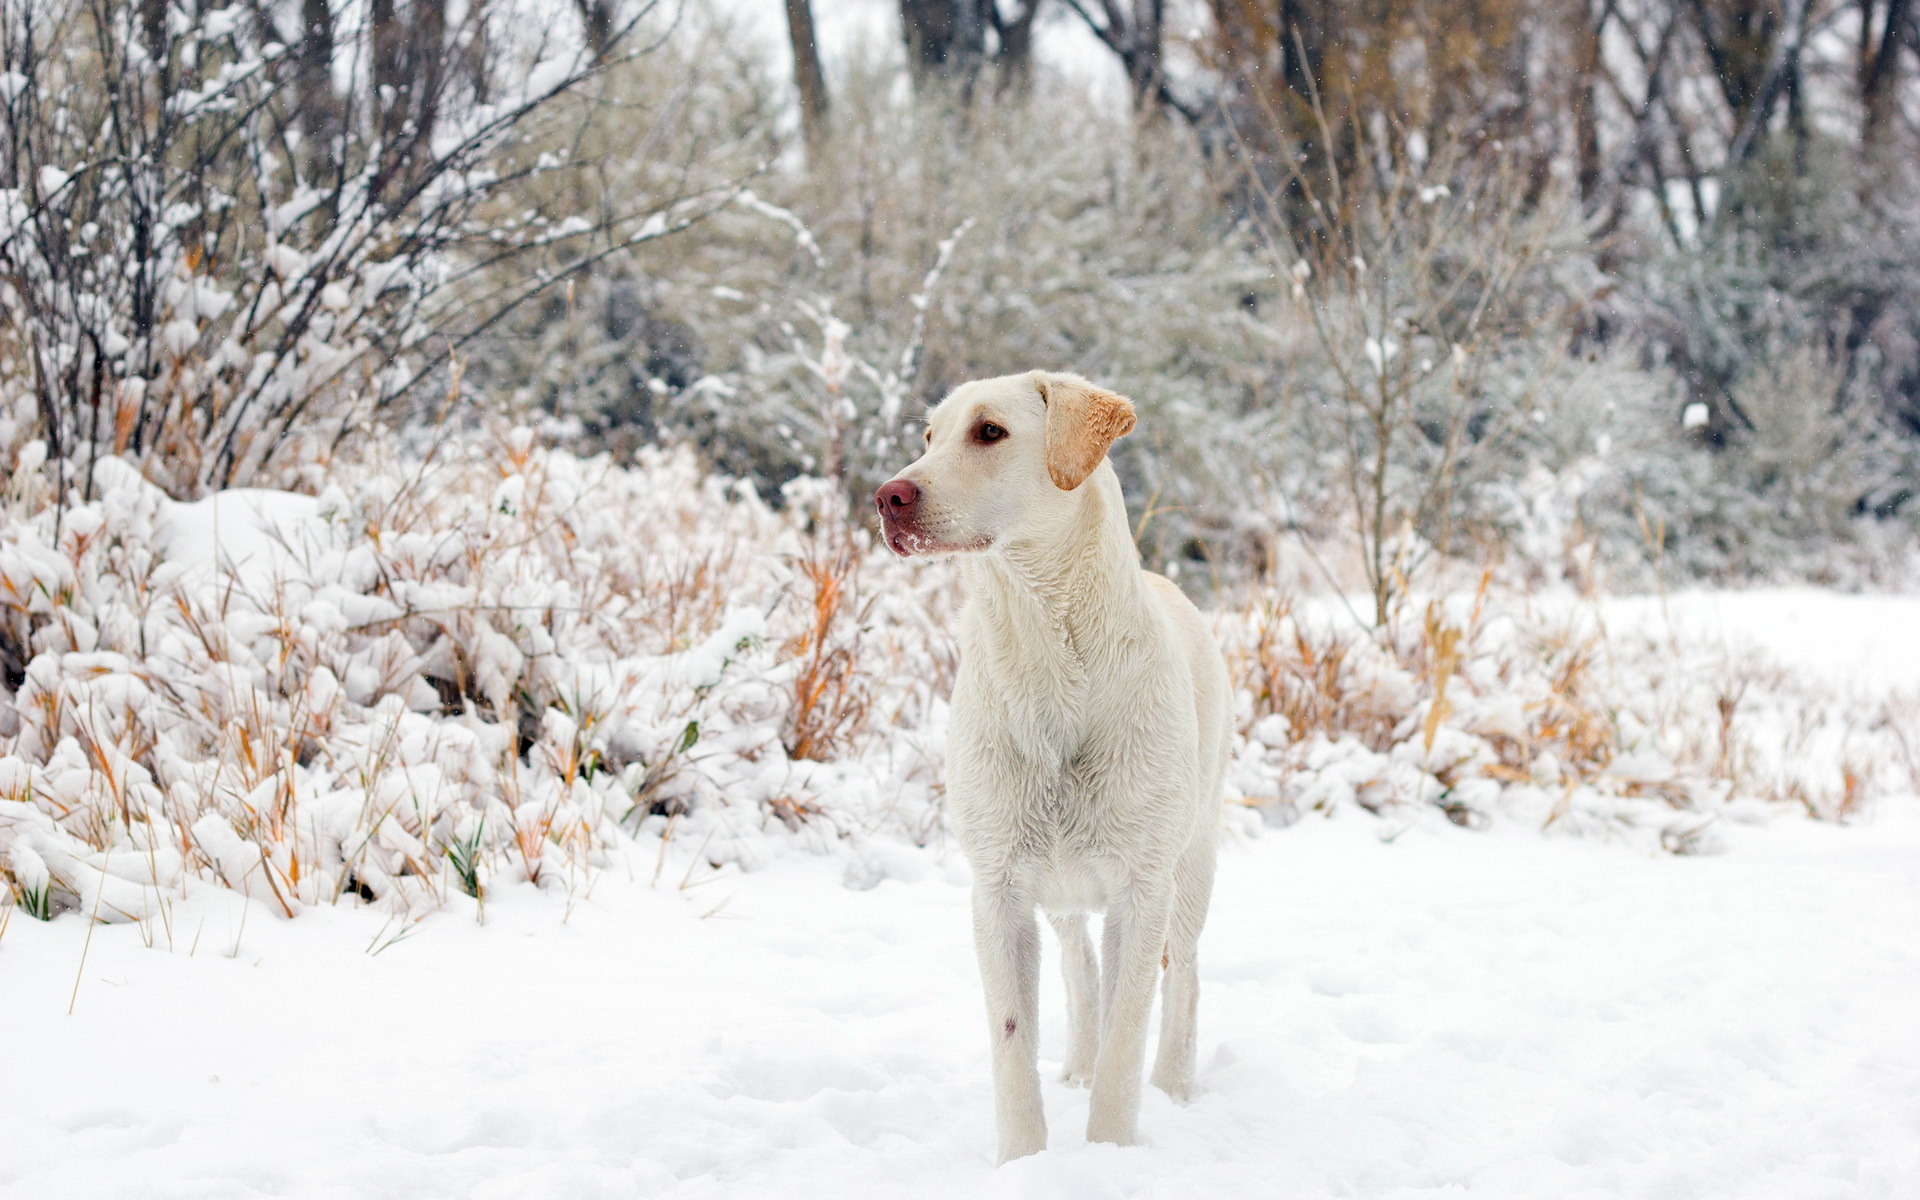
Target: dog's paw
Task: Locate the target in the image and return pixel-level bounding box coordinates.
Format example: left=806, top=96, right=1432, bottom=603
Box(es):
left=1084, top=1115, right=1138, bottom=1147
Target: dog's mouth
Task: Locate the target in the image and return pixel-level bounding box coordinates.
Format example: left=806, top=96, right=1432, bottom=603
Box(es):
left=879, top=515, right=991, bottom=558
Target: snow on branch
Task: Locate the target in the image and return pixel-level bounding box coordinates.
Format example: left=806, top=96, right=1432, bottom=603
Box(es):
left=0, top=0, right=745, bottom=499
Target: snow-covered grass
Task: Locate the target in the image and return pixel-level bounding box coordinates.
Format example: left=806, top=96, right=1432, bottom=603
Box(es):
left=2, top=439, right=1915, bottom=928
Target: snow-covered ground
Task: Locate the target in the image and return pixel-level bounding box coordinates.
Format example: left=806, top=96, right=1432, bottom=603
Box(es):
left=5, top=805, right=1918, bottom=1198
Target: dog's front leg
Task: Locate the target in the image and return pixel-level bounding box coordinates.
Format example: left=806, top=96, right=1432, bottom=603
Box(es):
left=1087, top=880, right=1173, bottom=1146
left=972, top=882, right=1046, bottom=1163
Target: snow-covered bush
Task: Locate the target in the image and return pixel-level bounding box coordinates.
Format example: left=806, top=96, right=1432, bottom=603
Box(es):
left=0, top=0, right=738, bottom=497
left=1605, top=143, right=1920, bottom=580
left=1218, top=581, right=1915, bottom=852
left=1577, top=344, right=1920, bottom=587
left=0, top=8, right=1912, bottom=928
left=1229, top=143, right=1624, bottom=618
left=448, top=29, right=1917, bottom=596
left=454, top=22, right=778, bottom=462
left=0, top=434, right=957, bottom=922
left=5, top=3, right=1912, bottom=614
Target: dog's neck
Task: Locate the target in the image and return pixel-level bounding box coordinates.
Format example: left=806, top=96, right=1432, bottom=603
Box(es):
left=959, top=464, right=1144, bottom=664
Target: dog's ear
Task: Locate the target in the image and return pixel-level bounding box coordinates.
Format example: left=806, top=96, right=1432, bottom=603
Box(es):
left=1035, top=372, right=1136, bottom=491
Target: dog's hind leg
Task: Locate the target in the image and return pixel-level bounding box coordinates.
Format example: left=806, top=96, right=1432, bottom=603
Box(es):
left=972, top=883, right=1047, bottom=1163
left=1087, top=877, right=1173, bottom=1146
left=1048, top=912, right=1100, bottom=1087
left=1150, top=839, right=1215, bottom=1102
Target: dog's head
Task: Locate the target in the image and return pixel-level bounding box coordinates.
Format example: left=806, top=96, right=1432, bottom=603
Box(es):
left=874, top=370, right=1135, bottom=558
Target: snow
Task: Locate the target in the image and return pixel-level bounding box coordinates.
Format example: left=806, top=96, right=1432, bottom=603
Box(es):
left=156, top=486, right=325, bottom=590
left=1606, top=588, right=1920, bottom=693
left=4, top=808, right=1917, bottom=1197
left=3, top=438, right=1914, bottom=914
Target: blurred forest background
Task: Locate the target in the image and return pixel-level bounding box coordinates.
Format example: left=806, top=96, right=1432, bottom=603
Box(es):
left=5, top=0, right=1920, bottom=607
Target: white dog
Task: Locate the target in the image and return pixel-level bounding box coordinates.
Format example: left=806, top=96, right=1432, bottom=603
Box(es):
left=874, top=370, right=1232, bottom=1162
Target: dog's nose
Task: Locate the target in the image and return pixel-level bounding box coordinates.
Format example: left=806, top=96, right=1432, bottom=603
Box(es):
left=875, top=479, right=920, bottom=513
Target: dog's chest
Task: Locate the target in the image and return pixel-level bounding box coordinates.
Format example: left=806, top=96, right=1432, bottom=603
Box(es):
left=954, top=599, right=1130, bottom=753
left=945, top=740, right=1151, bottom=913
left=948, top=655, right=1154, bottom=852
left=953, top=639, right=1103, bottom=773
left=945, top=570, right=1192, bottom=882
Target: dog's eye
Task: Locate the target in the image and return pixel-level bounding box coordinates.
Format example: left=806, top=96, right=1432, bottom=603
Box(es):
left=924, top=428, right=933, bottom=445
left=977, top=423, right=1006, bottom=443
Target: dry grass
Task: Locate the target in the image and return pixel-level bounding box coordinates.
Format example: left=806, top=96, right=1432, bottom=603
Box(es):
left=782, top=530, right=875, bottom=766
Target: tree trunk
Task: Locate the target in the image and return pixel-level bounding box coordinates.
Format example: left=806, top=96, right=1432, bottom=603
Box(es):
left=785, top=0, right=831, bottom=153
left=411, top=0, right=446, bottom=154
left=573, top=0, right=615, bottom=58
left=1571, top=0, right=1606, bottom=214
left=296, top=0, right=338, bottom=185
left=991, top=0, right=1038, bottom=92
left=1859, top=0, right=1909, bottom=145
left=900, top=0, right=987, bottom=86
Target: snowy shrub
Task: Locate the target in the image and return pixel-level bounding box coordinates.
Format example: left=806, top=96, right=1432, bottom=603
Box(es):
left=1217, top=580, right=1917, bottom=851
left=1580, top=346, right=1920, bottom=587
left=454, top=22, right=778, bottom=461
left=0, top=435, right=957, bottom=922
left=0, top=8, right=1911, bottom=927
left=0, top=0, right=739, bottom=497
left=449, top=34, right=1918, bottom=596
left=1222, top=135, right=1653, bottom=617
left=1607, top=143, right=1920, bottom=579
left=1630, top=143, right=1920, bottom=440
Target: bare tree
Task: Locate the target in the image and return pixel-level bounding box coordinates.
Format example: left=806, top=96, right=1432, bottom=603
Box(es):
left=1059, top=0, right=1190, bottom=114
left=1228, top=102, right=1583, bottom=623
left=1200, top=0, right=1549, bottom=218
